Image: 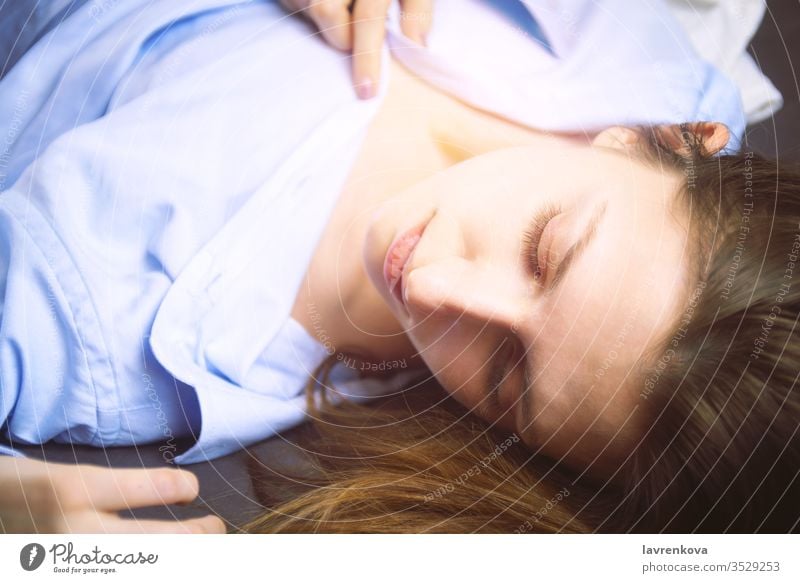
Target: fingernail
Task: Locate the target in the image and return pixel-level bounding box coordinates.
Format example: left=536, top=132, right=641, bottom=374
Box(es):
left=181, top=470, right=200, bottom=492
left=355, top=77, right=375, bottom=100
left=171, top=470, right=199, bottom=502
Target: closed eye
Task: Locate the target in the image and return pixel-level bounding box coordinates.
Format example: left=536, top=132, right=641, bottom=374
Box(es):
left=521, top=203, right=563, bottom=283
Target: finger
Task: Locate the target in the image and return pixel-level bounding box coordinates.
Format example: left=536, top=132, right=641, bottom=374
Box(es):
left=352, top=0, right=392, bottom=99
left=64, top=512, right=227, bottom=534
left=399, top=0, right=433, bottom=45
left=55, top=465, right=200, bottom=512
left=308, top=0, right=352, bottom=51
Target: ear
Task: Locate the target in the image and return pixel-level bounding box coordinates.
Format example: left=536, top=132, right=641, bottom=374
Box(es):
left=687, top=122, right=731, bottom=155
left=592, top=122, right=731, bottom=156
left=654, top=122, right=731, bottom=156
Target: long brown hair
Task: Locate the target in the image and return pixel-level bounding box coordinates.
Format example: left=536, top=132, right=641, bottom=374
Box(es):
left=243, top=128, right=800, bottom=533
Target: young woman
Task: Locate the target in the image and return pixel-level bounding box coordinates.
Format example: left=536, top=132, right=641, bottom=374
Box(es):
left=0, top=0, right=795, bottom=533
left=248, top=118, right=800, bottom=533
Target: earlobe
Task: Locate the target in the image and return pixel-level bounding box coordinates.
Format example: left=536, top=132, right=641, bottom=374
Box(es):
left=591, top=126, right=642, bottom=151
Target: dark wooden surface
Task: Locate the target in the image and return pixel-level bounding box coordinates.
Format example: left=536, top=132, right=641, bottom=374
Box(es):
left=745, top=1, right=800, bottom=160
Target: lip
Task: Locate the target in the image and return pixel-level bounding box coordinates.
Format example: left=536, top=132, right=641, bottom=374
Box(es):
left=383, top=217, right=431, bottom=308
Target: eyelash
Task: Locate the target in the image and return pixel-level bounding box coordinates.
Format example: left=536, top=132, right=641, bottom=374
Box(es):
left=521, top=202, right=563, bottom=282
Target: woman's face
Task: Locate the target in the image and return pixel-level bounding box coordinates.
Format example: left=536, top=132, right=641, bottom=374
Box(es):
left=363, top=131, right=691, bottom=476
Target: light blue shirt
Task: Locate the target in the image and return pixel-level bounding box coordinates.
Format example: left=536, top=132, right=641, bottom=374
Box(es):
left=0, top=0, right=744, bottom=464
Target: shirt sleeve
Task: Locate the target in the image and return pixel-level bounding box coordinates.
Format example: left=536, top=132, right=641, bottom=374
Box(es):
left=0, top=443, right=25, bottom=458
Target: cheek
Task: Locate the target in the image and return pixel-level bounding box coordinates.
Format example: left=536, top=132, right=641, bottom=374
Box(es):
left=405, top=319, right=492, bottom=405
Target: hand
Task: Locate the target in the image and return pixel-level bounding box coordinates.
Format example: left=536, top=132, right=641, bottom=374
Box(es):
left=279, top=0, right=433, bottom=99
left=0, top=456, right=226, bottom=533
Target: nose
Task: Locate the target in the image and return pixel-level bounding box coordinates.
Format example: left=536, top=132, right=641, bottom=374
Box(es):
left=403, top=257, right=529, bottom=330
